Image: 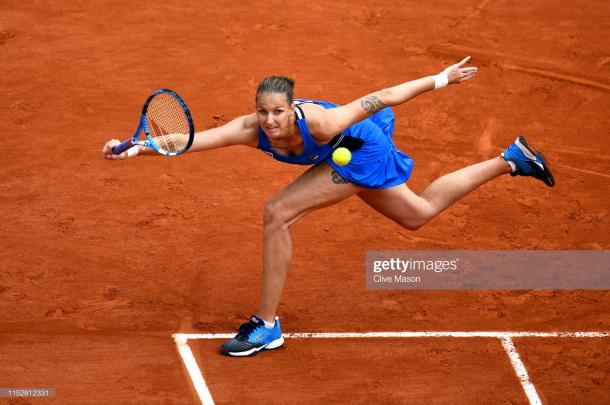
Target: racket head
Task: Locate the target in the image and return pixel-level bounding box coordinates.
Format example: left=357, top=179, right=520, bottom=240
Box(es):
left=142, top=89, right=195, bottom=156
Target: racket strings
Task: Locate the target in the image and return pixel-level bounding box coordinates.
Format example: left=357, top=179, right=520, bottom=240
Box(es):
left=146, top=93, right=190, bottom=154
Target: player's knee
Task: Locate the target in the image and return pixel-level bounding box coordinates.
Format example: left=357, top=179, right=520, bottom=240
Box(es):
left=263, top=200, right=290, bottom=227
left=400, top=205, right=436, bottom=231
left=399, top=217, right=427, bottom=231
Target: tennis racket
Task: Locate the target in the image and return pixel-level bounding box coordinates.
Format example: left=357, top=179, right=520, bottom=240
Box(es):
left=112, top=89, right=195, bottom=157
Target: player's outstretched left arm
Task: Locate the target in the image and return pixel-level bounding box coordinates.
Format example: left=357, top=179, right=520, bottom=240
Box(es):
left=311, top=56, right=477, bottom=140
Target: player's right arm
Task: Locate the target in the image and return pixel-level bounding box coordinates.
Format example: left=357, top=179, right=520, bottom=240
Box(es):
left=102, top=113, right=259, bottom=160
left=187, top=113, right=259, bottom=152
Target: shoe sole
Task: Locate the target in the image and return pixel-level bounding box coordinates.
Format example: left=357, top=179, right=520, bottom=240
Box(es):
left=515, top=136, right=556, bottom=187
left=537, top=151, right=556, bottom=187
left=222, top=336, right=285, bottom=357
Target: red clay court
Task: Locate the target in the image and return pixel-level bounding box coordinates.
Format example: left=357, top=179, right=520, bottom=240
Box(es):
left=1, top=1, right=609, bottom=404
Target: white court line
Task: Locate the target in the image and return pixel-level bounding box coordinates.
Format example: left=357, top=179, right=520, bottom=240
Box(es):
left=501, top=337, right=542, bottom=405
left=173, top=335, right=215, bottom=405
left=177, top=331, right=609, bottom=339
left=173, top=331, right=609, bottom=405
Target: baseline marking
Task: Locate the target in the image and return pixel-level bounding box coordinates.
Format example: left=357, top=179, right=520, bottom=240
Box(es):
left=173, top=331, right=609, bottom=405
left=177, top=331, right=609, bottom=339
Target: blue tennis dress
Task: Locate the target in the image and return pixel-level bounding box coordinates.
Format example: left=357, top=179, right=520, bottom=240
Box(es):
left=257, top=99, right=414, bottom=189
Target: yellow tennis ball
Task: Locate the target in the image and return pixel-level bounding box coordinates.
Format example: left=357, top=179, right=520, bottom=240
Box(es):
left=332, top=147, right=351, bottom=166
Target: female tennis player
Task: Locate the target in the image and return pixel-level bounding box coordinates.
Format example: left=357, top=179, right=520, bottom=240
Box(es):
left=103, top=56, right=555, bottom=357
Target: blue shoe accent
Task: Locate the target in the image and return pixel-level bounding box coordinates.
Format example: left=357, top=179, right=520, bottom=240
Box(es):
left=220, top=315, right=284, bottom=357
left=501, top=136, right=555, bottom=187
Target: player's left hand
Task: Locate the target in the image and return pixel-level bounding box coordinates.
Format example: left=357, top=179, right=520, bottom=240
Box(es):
left=445, top=56, right=478, bottom=84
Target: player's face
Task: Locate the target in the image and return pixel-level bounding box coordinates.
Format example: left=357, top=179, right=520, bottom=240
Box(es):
left=256, top=92, right=294, bottom=140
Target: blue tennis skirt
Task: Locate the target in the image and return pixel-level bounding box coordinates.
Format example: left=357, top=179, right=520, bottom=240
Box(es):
left=326, top=108, right=414, bottom=189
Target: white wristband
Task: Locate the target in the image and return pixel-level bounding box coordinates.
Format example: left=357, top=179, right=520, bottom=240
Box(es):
left=434, top=72, right=449, bottom=89
left=126, top=145, right=139, bottom=158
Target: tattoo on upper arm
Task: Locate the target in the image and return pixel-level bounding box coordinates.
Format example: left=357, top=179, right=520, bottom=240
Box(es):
left=360, top=96, right=386, bottom=113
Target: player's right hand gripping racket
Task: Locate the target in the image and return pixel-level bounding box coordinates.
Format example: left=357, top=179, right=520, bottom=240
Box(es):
left=112, top=89, right=195, bottom=157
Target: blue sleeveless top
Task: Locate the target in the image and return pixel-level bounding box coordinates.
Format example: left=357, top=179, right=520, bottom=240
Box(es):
left=257, top=99, right=338, bottom=165
left=257, top=98, right=414, bottom=189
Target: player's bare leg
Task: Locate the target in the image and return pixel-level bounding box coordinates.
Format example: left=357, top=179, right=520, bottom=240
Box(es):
left=258, top=163, right=362, bottom=321
left=221, top=163, right=361, bottom=356
left=358, top=156, right=511, bottom=230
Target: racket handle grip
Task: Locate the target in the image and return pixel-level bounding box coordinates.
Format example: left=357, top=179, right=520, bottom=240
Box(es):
left=112, top=140, right=134, bottom=155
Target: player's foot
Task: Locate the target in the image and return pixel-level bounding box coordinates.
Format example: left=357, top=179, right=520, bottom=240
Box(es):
left=501, top=136, right=555, bottom=187
left=220, top=315, right=284, bottom=357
